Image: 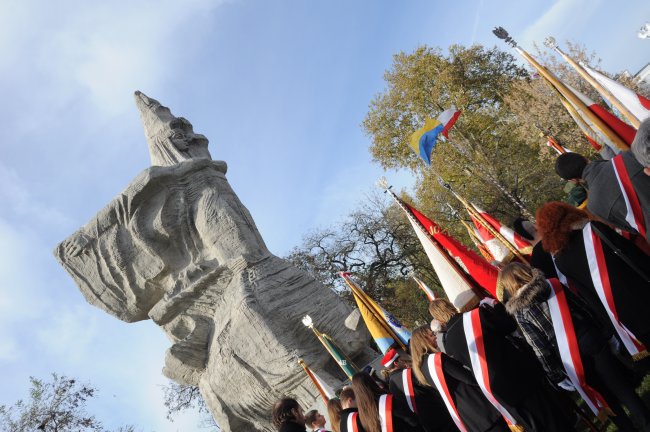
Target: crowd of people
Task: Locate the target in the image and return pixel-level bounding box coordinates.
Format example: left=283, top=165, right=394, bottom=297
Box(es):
left=271, top=120, right=650, bottom=432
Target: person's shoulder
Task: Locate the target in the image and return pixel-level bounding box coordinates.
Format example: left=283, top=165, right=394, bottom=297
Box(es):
left=583, top=158, right=610, bottom=182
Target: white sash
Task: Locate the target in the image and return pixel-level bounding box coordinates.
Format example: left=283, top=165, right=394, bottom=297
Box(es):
left=401, top=369, right=417, bottom=413
left=428, top=353, right=468, bottom=432
left=377, top=394, right=393, bottom=432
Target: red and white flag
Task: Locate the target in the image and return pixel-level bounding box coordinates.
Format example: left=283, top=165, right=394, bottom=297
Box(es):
left=580, top=62, right=650, bottom=124
left=412, top=275, right=437, bottom=301
left=468, top=203, right=533, bottom=262
left=546, top=136, right=570, bottom=155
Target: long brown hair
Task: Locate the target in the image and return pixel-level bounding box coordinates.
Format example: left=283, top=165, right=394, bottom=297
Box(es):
left=536, top=201, right=589, bottom=254
left=327, top=398, right=342, bottom=432
left=351, top=372, right=383, bottom=432
left=428, top=298, right=459, bottom=325
left=499, top=262, right=535, bottom=301
left=410, top=325, right=437, bottom=387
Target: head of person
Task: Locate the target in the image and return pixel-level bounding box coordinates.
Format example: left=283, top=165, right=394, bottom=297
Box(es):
left=554, top=152, right=589, bottom=182
left=304, top=409, right=326, bottom=431
left=428, top=298, right=459, bottom=325
left=513, top=217, right=538, bottom=243
left=351, top=372, right=385, bottom=432
left=272, top=397, right=305, bottom=430
left=632, top=118, right=650, bottom=175
left=498, top=262, right=538, bottom=302
left=339, top=386, right=356, bottom=410
left=409, top=325, right=438, bottom=387
left=379, top=347, right=410, bottom=371
left=535, top=201, right=590, bottom=254
left=327, top=398, right=342, bottom=432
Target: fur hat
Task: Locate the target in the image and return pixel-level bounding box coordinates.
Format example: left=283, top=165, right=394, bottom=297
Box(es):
left=631, top=117, right=650, bottom=168
left=554, top=153, right=588, bottom=180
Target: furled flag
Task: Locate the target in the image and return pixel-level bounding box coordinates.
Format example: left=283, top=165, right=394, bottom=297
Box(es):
left=461, top=220, right=496, bottom=262
left=468, top=203, right=533, bottom=262
left=383, top=187, right=498, bottom=308
left=298, top=359, right=335, bottom=403
left=339, top=272, right=411, bottom=354
left=546, top=136, right=570, bottom=155
left=409, top=107, right=461, bottom=165
left=412, top=275, right=437, bottom=302
left=580, top=62, right=650, bottom=124
left=302, top=315, right=358, bottom=378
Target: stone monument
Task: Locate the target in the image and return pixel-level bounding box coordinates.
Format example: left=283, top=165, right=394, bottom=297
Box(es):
left=55, top=91, right=373, bottom=431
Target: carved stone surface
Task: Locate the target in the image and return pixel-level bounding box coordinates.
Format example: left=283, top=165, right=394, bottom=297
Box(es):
left=55, top=92, right=373, bottom=431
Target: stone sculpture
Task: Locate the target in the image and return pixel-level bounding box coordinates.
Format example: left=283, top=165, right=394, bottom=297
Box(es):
left=55, top=92, right=373, bottom=431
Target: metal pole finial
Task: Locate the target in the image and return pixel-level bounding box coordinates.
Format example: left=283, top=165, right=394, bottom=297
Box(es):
left=543, top=36, right=558, bottom=49
left=492, top=27, right=518, bottom=47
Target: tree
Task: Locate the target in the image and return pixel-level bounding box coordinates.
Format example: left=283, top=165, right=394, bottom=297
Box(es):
left=0, top=374, right=134, bottom=432
left=161, top=382, right=219, bottom=430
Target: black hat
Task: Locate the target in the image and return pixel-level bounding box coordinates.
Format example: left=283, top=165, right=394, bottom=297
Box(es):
left=554, top=153, right=588, bottom=180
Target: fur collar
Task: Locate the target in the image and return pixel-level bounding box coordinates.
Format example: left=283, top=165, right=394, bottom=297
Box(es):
left=570, top=219, right=589, bottom=231
left=505, top=269, right=549, bottom=315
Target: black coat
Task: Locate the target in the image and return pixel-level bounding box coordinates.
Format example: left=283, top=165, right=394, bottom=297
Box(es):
left=420, top=353, right=509, bottom=432
left=339, top=408, right=361, bottom=432
left=554, top=221, right=650, bottom=347
left=443, top=303, right=574, bottom=431
left=388, top=368, right=456, bottom=432
left=583, top=152, right=650, bottom=241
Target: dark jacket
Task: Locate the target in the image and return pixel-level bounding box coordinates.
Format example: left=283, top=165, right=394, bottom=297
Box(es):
left=388, top=368, right=456, bottom=432
left=583, top=152, right=650, bottom=240
left=564, top=182, right=587, bottom=207
left=553, top=221, right=650, bottom=347
left=279, top=421, right=307, bottom=432
left=339, top=408, right=361, bottom=432
left=420, top=353, right=509, bottom=432
left=505, top=272, right=609, bottom=385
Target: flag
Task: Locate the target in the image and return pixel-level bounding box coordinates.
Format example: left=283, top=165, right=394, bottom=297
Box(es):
left=412, top=275, right=437, bottom=301
left=460, top=220, right=496, bottom=262
left=302, top=315, right=358, bottom=379
left=384, top=188, right=497, bottom=307
left=298, top=359, right=335, bottom=403
left=468, top=203, right=533, bottom=260
left=580, top=62, right=650, bottom=124
left=546, top=136, right=570, bottom=154
left=340, top=272, right=411, bottom=354
left=513, top=46, right=629, bottom=152
left=409, top=107, right=461, bottom=165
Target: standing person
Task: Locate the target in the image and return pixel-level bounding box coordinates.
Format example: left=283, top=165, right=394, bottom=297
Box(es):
left=410, top=326, right=510, bottom=432
left=428, top=298, right=574, bottom=431
left=555, top=152, right=589, bottom=208
left=583, top=118, right=650, bottom=241
left=328, top=398, right=342, bottom=432
left=535, top=202, right=650, bottom=353
left=382, top=348, right=456, bottom=432
left=272, top=397, right=307, bottom=432
left=351, top=372, right=423, bottom=432
left=305, top=409, right=330, bottom=432
left=339, top=387, right=362, bottom=432
left=500, top=262, right=650, bottom=431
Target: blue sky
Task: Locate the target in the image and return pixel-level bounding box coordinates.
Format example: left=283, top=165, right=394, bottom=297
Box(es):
left=0, top=0, right=648, bottom=430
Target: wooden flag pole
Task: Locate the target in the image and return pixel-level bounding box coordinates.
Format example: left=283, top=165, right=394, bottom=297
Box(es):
left=492, top=27, right=629, bottom=152
left=298, top=359, right=329, bottom=403
left=546, top=38, right=641, bottom=129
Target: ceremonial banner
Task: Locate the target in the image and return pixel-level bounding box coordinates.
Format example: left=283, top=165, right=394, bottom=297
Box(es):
left=412, top=275, right=437, bottom=301
left=298, top=359, right=335, bottom=403
left=409, top=107, right=461, bottom=165
left=340, top=272, right=411, bottom=353
left=302, top=315, right=358, bottom=378
left=469, top=203, right=533, bottom=257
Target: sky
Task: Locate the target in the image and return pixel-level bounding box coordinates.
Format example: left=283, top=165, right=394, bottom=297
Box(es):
left=0, top=0, right=648, bottom=430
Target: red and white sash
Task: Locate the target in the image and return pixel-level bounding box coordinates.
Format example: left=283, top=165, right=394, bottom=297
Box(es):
left=583, top=223, right=647, bottom=357
left=401, top=369, right=417, bottom=414
left=377, top=394, right=394, bottom=432
left=345, top=411, right=359, bottom=432
left=546, top=278, right=610, bottom=415
left=612, top=154, right=646, bottom=238
left=463, top=308, right=518, bottom=425
left=428, top=353, right=468, bottom=432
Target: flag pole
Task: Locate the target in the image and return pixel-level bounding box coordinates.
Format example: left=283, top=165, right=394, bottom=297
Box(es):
left=440, top=181, right=529, bottom=263
left=545, top=37, right=641, bottom=129
left=460, top=219, right=497, bottom=262
left=298, top=359, right=330, bottom=403
left=492, top=27, right=629, bottom=152
left=339, top=273, right=408, bottom=351
left=302, top=315, right=357, bottom=379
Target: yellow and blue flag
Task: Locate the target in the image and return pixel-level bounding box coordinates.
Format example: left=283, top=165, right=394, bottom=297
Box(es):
left=409, top=107, right=461, bottom=165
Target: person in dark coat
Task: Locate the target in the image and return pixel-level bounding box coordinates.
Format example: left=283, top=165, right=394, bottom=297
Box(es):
left=272, top=397, right=307, bottom=432
left=428, top=298, right=575, bottom=431
left=381, top=348, right=456, bottom=432
left=339, top=387, right=362, bottom=432
left=351, top=372, right=423, bottom=432
left=501, top=263, right=650, bottom=431
left=410, top=326, right=510, bottom=432
left=582, top=118, right=650, bottom=241
left=305, top=409, right=330, bottom=432
left=535, top=202, right=650, bottom=350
